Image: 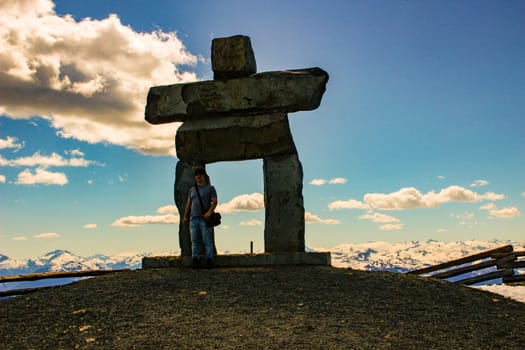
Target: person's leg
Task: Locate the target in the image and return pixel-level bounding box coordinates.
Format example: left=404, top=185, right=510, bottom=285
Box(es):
left=199, top=220, right=215, bottom=267
left=190, top=217, right=202, bottom=267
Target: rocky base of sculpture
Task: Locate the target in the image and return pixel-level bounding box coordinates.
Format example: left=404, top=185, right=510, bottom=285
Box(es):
left=142, top=252, right=331, bottom=269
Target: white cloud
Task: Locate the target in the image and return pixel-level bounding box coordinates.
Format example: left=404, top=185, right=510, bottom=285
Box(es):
left=310, top=179, right=327, bottom=186
left=379, top=223, right=403, bottom=231
left=329, top=186, right=506, bottom=212
left=0, top=174, right=5, bottom=183
left=240, top=219, right=263, bottom=226
left=66, top=149, right=84, bottom=157
left=456, top=211, right=475, bottom=223
left=329, top=199, right=369, bottom=210
left=112, top=214, right=179, bottom=227
left=0, top=0, right=200, bottom=156
left=328, top=177, right=347, bottom=185
left=454, top=211, right=484, bottom=226
left=488, top=207, right=520, bottom=218
left=363, top=186, right=505, bottom=210
left=358, top=212, right=400, bottom=223
left=363, top=187, right=433, bottom=210
left=437, top=175, right=445, bottom=180
left=310, top=178, right=347, bottom=186
left=216, top=193, right=264, bottom=214
left=0, top=151, right=99, bottom=168
left=34, top=232, right=59, bottom=239
left=157, top=205, right=178, bottom=214
left=11, top=236, right=27, bottom=241
left=470, top=179, right=489, bottom=187
left=305, top=212, right=341, bottom=225
left=83, top=224, right=97, bottom=229
left=480, top=203, right=520, bottom=219
left=0, top=136, right=24, bottom=151
left=16, top=167, right=68, bottom=185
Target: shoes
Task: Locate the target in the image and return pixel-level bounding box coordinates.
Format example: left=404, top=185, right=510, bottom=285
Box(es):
left=192, top=257, right=213, bottom=269
left=191, top=257, right=200, bottom=269
left=205, top=259, right=214, bottom=269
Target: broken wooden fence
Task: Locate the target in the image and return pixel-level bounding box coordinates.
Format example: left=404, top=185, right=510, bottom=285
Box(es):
left=0, top=269, right=129, bottom=297
left=407, top=245, right=525, bottom=285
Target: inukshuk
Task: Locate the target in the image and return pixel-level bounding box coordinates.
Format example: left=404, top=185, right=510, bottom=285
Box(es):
left=145, top=35, right=328, bottom=257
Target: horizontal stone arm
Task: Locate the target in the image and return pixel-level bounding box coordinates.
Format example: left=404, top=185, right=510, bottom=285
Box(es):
left=145, top=68, right=328, bottom=124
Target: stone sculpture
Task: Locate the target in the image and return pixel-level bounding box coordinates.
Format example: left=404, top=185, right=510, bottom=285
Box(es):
left=145, top=35, right=328, bottom=257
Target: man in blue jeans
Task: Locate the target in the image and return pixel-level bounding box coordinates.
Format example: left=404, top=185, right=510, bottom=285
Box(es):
left=183, top=167, right=218, bottom=269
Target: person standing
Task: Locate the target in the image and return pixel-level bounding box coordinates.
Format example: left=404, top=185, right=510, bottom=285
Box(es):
left=183, top=167, right=218, bottom=269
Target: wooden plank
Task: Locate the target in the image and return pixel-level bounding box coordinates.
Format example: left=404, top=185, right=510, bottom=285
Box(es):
left=0, top=285, right=57, bottom=298
left=430, top=255, right=515, bottom=280
left=503, top=274, right=525, bottom=283
left=431, top=258, right=497, bottom=280
left=513, top=250, right=525, bottom=257
left=454, top=269, right=514, bottom=285
left=495, top=254, right=518, bottom=269
left=491, top=252, right=515, bottom=258
left=0, top=269, right=129, bottom=283
left=507, top=261, right=525, bottom=269
left=407, top=245, right=513, bottom=275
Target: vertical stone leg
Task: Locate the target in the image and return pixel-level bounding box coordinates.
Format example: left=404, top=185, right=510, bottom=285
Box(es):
left=263, top=153, right=305, bottom=253
left=174, top=161, right=195, bottom=257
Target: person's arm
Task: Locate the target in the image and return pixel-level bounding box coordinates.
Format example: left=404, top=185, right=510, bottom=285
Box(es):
left=183, top=196, right=192, bottom=223
left=204, top=196, right=217, bottom=220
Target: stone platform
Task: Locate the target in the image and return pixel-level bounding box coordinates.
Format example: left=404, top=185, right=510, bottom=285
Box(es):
left=142, top=252, right=331, bottom=269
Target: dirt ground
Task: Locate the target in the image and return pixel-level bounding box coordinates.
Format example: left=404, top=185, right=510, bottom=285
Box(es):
left=1, top=266, right=525, bottom=349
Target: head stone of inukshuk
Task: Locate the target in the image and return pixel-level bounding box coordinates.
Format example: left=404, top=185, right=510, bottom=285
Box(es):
left=145, top=35, right=328, bottom=257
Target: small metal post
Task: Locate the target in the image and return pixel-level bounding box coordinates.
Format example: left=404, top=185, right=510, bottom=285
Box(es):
left=250, top=241, right=254, bottom=254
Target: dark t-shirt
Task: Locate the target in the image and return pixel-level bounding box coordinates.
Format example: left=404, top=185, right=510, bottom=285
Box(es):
left=188, top=183, right=217, bottom=217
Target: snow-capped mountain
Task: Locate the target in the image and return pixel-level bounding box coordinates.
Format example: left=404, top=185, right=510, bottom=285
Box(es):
left=0, top=240, right=523, bottom=277
left=317, top=239, right=524, bottom=273
left=0, top=250, right=145, bottom=276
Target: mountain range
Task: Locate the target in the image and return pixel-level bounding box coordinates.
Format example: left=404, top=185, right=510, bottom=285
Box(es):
left=1, top=239, right=523, bottom=277
left=327, top=239, right=524, bottom=273
left=0, top=250, right=145, bottom=276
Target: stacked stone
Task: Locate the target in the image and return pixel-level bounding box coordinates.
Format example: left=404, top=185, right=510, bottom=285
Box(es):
left=145, top=35, right=328, bottom=256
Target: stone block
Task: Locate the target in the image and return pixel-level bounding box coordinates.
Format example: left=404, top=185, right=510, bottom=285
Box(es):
left=145, top=68, right=329, bottom=124
left=263, top=154, right=305, bottom=252
left=176, top=113, right=297, bottom=163
left=211, top=35, right=257, bottom=79
left=174, top=161, right=198, bottom=256
left=145, top=84, right=186, bottom=124
left=141, top=252, right=332, bottom=268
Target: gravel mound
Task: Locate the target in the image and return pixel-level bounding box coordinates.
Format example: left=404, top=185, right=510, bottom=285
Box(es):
left=1, top=266, right=524, bottom=349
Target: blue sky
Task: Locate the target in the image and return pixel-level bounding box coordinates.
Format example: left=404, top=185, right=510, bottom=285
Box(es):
left=1, top=0, right=524, bottom=260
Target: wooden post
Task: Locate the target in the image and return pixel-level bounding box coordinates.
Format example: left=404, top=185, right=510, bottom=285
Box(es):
left=454, top=269, right=514, bottom=285
left=407, top=245, right=513, bottom=275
